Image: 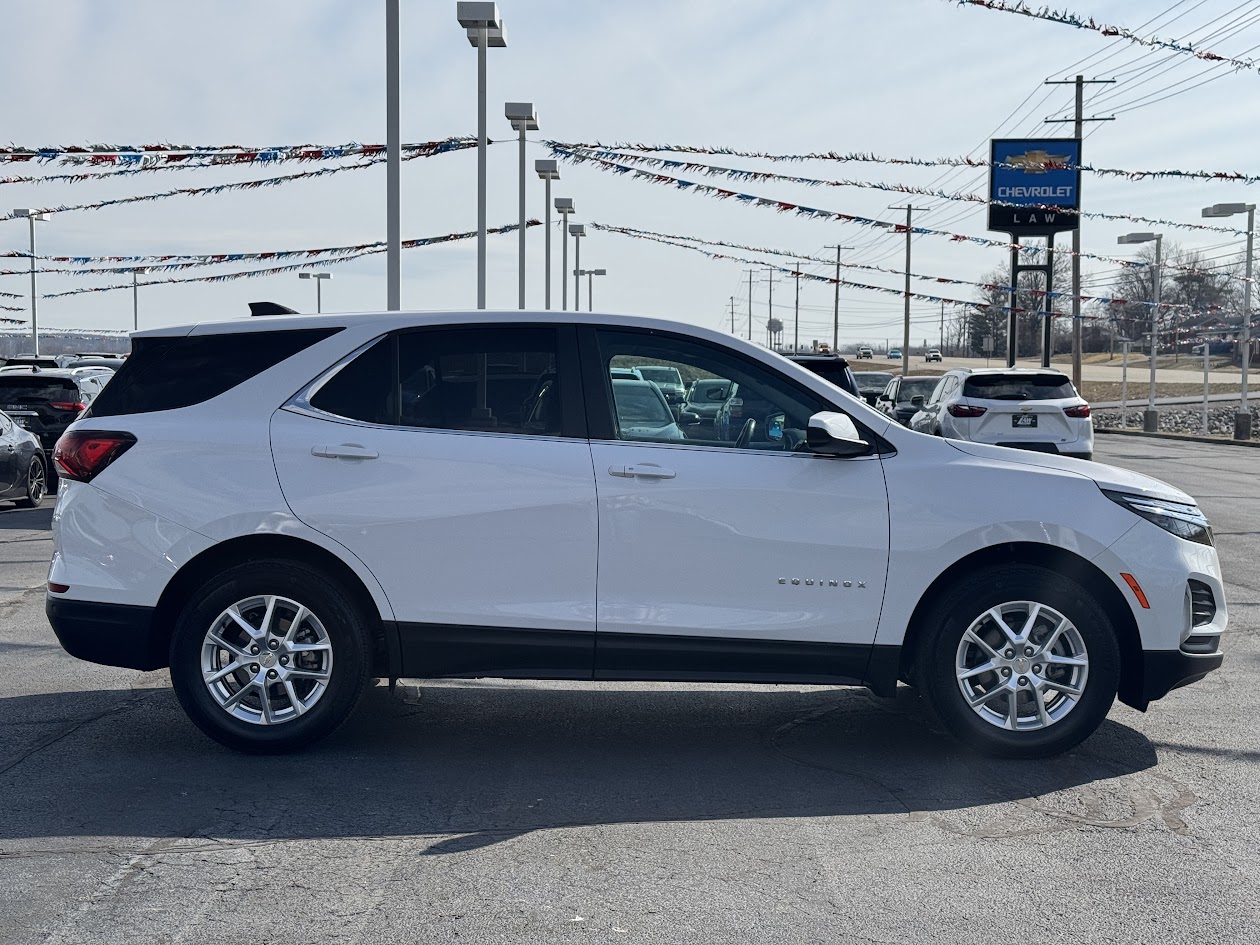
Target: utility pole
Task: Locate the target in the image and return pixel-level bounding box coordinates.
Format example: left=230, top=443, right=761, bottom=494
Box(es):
left=1045, top=74, right=1115, bottom=390
left=939, top=300, right=945, bottom=353
left=743, top=268, right=757, bottom=341
left=793, top=261, right=801, bottom=355
left=729, top=295, right=736, bottom=334
left=888, top=205, right=929, bottom=376
left=824, top=245, right=855, bottom=353
left=755, top=270, right=779, bottom=348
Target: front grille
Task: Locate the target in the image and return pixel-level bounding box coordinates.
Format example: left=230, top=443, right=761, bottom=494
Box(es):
left=1189, top=580, right=1216, bottom=627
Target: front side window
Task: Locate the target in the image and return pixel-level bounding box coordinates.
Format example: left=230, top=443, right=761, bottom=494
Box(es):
left=898, top=378, right=939, bottom=404
left=309, top=326, right=564, bottom=437
left=595, top=329, right=828, bottom=450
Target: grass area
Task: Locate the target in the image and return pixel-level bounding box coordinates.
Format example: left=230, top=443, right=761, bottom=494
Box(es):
left=1052, top=351, right=1240, bottom=372
left=1082, top=382, right=1244, bottom=403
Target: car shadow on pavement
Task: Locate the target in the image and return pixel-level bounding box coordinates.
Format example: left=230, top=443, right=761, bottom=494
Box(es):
left=0, top=682, right=1157, bottom=851
left=0, top=503, right=53, bottom=530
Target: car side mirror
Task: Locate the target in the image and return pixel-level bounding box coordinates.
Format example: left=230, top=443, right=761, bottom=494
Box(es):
left=806, top=412, right=869, bottom=457
left=910, top=395, right=925, bottom=408
left=680, top=412, right=701, bottom=425
left=878, top=393, right=892, bottom=402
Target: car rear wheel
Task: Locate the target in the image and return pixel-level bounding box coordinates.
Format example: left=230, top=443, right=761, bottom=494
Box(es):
left=16, top=455, right=45, bottom=508
left=915, top=565, right=1120, bottom=758
left=169, top=560, right=372, bottom=753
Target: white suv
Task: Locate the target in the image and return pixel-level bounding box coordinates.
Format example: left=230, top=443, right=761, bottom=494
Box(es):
left=909, top=367, right=1094, bottom=460
left=47, top=311, right=1224, bottom=757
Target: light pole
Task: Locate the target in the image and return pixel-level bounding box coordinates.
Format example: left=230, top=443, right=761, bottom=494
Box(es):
left=506, top=102, right=538, bottom=310
left=1202, top=202, right=1255, bottom=440
left=555, top=198, right=574, bottom=310
left=569, top=223, right=585, bottom=309
left=12, top=209, right=49, bottom=356
left=535, top=160, right=560, bottom=309
left=1118, top=232, right=1163, bottom=433
left=132, top=269, right=139, bottom=331
left=385, top=0, right=401, bottom=310
left=457, top=2, right=506, bottom=310
left=576, top=268, right=606, bottom=311
left=299, top=272, right=333, bottom=313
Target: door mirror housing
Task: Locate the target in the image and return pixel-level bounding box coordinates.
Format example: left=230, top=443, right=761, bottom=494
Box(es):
left=910, top=394, right=925, bottom=408
left=806, top=412, right=869, bottom=457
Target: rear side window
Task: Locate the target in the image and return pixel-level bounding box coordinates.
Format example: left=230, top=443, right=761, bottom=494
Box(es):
left=963, top=374, right=1076, bottom=400
left=88, top=328, right=340, bottom=418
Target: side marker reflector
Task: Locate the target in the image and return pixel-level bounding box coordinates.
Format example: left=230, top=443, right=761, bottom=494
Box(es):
left=48, top=582, right=69, bottom=594
left=1120, top=573, right=1150, bottom=609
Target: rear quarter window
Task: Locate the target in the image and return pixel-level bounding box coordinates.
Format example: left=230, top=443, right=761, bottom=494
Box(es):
left=88, top=328, right=341, bottom=418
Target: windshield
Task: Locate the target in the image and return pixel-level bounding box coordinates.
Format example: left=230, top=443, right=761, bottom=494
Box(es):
left=963, top=374, right=1077, bottom=400
left=686, top=379, right=730, bottom=403
left=0, top=378, right=78, bottom=402
left=854, top=372, right=893, bottom=390
left=897, top=378, right=939, bottom=403
left=613, top=382, right=673, bottom=425
left=636, top=367, right=683, bottom=387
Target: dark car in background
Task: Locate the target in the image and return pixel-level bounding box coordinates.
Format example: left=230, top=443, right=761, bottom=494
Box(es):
left=788, top=354, right=861, bottom=400
left=633, top=365, right=687, bottom=409
left=877, top=374, right=941, bottom=426
left=678, top=377, right=733, bottom=428
left=852, top=371, right=895, bottom=406
left=0, top=369, right=110, bottom=489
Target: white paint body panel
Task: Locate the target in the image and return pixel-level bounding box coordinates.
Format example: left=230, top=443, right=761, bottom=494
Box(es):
left=591, top=442, right=888, bottom=644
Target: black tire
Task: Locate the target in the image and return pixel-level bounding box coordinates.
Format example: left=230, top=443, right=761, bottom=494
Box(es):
left=914, top=564, right=1120, bottom=759
left=16, top=454, right=46, bottom=508
left=169, top=560, right=372, bottom=753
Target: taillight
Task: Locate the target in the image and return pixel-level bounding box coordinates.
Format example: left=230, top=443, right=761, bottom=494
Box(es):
left=50, top=401, right=88, bottom=413
left=1064, top=404, right=1091, bottom=418
left=53, top=431, right=136, bottom=483
left=947, top=404, right=987, bottom=418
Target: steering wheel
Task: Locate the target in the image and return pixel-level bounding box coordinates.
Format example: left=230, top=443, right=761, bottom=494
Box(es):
left=734, top=418, right=757, bottom=450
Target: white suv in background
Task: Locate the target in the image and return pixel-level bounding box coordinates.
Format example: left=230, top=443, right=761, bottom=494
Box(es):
left=909, top=367, right=1094, bottom=460
left=47, top=311, right=1223, bottom=758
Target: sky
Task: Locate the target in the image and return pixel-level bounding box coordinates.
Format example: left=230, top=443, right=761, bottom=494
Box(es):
left=1, top=0, right=1258, bottom=349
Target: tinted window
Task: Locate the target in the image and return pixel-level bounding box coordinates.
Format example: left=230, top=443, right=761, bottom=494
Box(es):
left=309, top=337, right=396, bottom=426
left=613, top=381, right=674, bottom=425
left=88, top=328, right=339, bottom=418
left=0, top=377, right=79, bottom=403
left=897, top=378, right=939, bottom=403
left=963, top=373, right=1076, bottom=400
left=853, top=372, right=894, bottom=390
left=686, top=379, right=732, bottom=403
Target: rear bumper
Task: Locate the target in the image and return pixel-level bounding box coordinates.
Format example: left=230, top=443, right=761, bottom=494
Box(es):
left=1140, top=648, right=1224, bottom=706
left=46, top=595, right=166, bottom=670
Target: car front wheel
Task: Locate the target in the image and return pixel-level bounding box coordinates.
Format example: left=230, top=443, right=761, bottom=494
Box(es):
left=169, top=560, right=372, bottom=753
left=915, top=564, right=1120, bottom=758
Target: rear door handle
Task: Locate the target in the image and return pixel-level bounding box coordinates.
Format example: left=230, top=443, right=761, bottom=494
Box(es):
left=312, top=444, right=379, bottom=460
left=608, top=464, right=676, bottom=480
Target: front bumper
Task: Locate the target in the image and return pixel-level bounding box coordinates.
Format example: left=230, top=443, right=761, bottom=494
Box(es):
left=1140, top=648, right=1224, bottom=706
left=47, top=595, right=165, bottom=670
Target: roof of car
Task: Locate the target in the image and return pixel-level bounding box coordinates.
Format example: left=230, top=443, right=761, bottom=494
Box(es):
left=0, top=367, right=86, bottom=380
left=946, top=367, right=1071, bottom=376
left=789, top=354, right=851, bottom=365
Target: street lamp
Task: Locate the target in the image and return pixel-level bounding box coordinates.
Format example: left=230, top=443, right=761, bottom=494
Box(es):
left=569, top=224, right=586, bottom=309
left=576, top=268, right=607, bottom=311
left=12, top=209, right=50, bottom=356
left=1118, top=232, right=1163, bottom=433
left=506, top=102, right=538, bottom=310
left=555, top=198, right=574, bottom=309
left=535, top=160, right=560, bottom=310
left=298, top=271, right=333, bottom=313
left=457, top=2, right=507, bottom=310
left=1202, top=202, right=1255, bottom=440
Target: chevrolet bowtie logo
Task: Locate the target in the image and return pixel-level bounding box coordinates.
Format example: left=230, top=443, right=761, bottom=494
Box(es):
left=1007, top=150, right=1070, bottom=174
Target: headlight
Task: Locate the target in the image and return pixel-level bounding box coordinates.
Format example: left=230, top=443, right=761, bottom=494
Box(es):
left=1102, top=489, right=1213, bottom=546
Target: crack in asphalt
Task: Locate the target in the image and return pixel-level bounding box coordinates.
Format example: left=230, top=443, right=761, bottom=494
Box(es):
left=0, top=693, right=149, bottom=778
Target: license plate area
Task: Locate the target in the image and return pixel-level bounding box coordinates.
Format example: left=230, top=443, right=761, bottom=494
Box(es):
left=1012, top=414, right=1038, bottom=428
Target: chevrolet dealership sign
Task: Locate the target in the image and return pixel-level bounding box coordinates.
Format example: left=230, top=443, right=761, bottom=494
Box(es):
left=988, top=139, right=1081, bottom=236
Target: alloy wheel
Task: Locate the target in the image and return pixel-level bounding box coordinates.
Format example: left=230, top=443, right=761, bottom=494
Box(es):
left=28, top=460, right=45, bottom=504
left=955, top=600, right=1090, bottom=732
left=201, top=595, right=334, bottom=725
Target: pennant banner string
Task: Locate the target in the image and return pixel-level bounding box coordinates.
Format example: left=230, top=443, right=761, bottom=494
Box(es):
left=549, top=146, right=1240, bottom=235
left=0, top=137, right=477, bottom=167
left=0, top=139, right=478, bottom=220
left=589, top=222, right=1203, bottom=313
left=951, top=0, right=1260, bottom=73
left=559, top=149, right=1251, bottom=283
left=545, top=139, right=1260, bottom=185
left=39, top=221, right=538, bottom=298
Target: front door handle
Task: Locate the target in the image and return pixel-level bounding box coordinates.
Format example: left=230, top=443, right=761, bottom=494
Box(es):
left=609, top=464, right=676, bottom=480
left=312, top=444, right=379, bottom=460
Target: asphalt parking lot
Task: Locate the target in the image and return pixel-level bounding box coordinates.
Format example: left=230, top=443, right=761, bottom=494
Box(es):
left=2, top=436, right=1258, bottom=945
